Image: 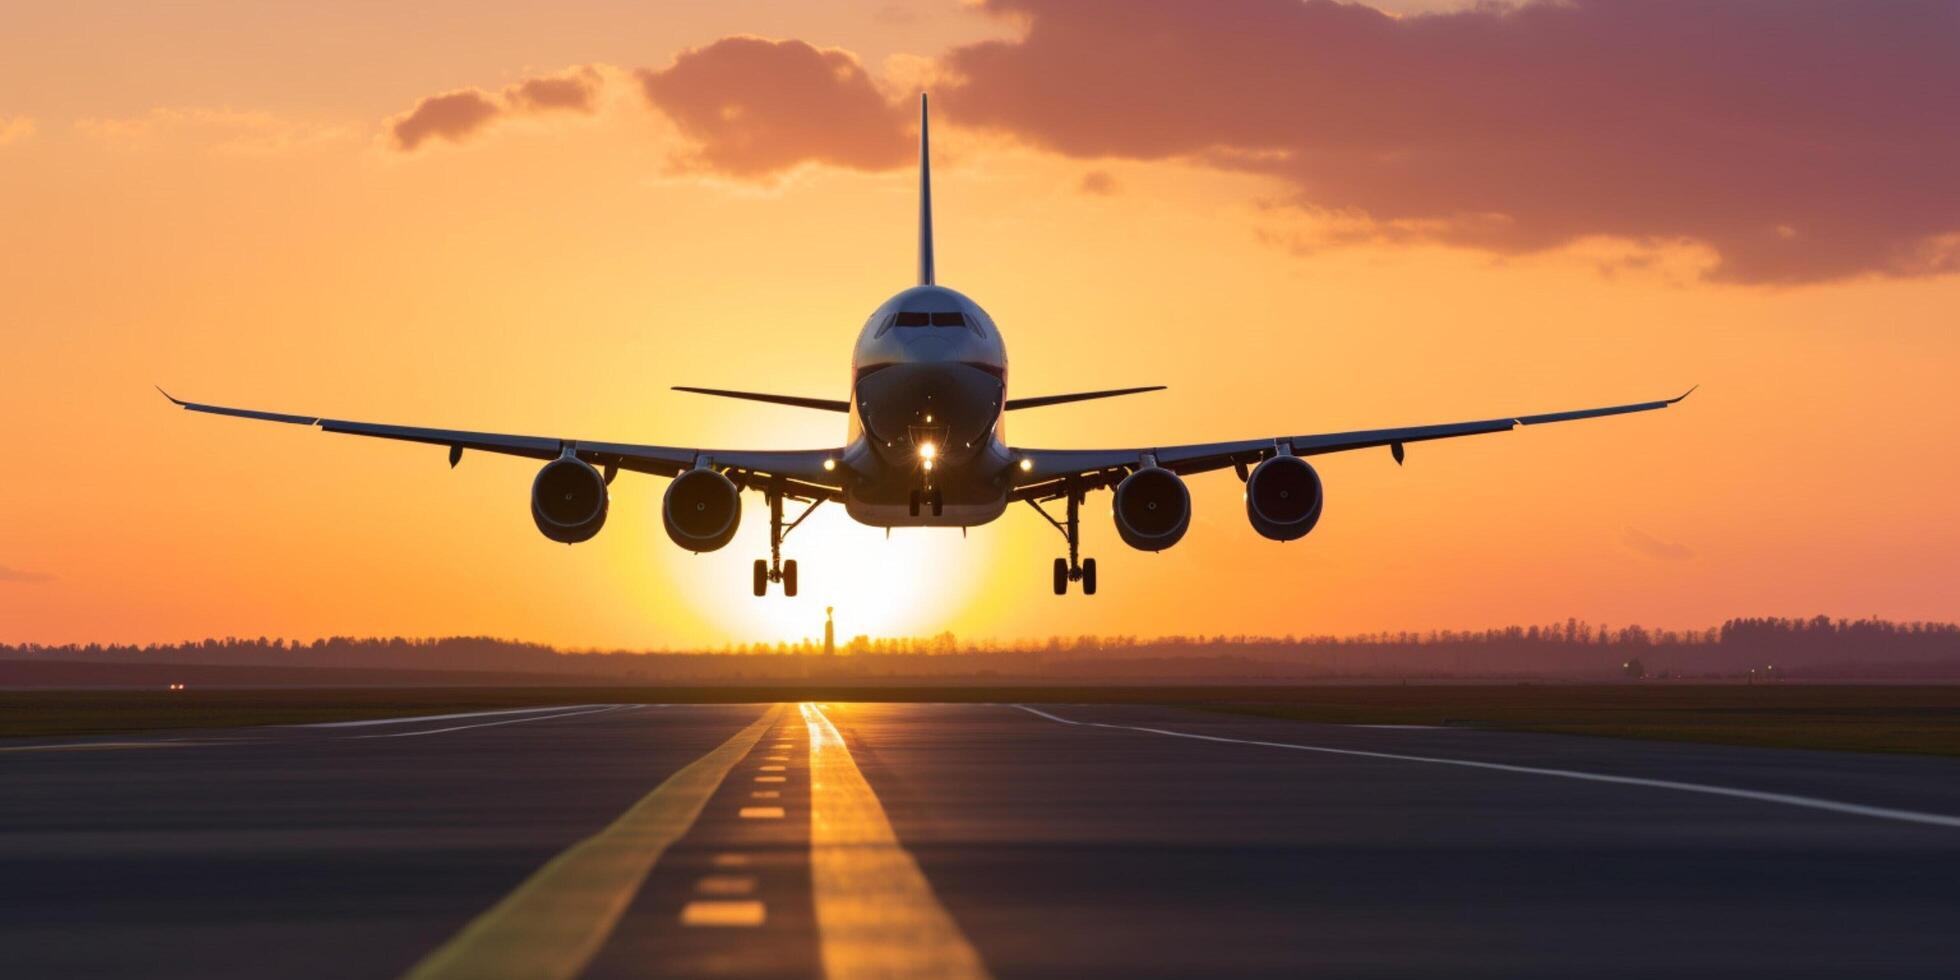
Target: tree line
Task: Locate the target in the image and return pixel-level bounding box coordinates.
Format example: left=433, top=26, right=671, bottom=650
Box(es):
left=5, top=616, right=1959, bottom=681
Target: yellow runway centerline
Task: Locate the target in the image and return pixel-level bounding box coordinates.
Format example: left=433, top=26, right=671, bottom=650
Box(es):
left=802, top=702, right=991, bottom=980
left=401, top=705, right=782, bottom=980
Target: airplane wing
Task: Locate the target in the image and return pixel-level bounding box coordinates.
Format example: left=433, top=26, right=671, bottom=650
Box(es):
left=1009, top=387, right=1695, bottom=501
left=158, top=389, right=847, bottom=501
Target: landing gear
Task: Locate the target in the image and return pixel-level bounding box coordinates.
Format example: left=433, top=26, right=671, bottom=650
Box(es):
left=1031, top=483, right=1097, bottom=596
left=754, top=484, right=818, bottom=597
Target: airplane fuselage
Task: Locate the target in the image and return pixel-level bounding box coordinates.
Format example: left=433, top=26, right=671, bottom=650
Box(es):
left=843, top=284, right=1015, bottom=528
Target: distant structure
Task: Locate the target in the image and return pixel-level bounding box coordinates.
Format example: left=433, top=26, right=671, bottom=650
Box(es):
left=824, top=606, right=836, bottom=657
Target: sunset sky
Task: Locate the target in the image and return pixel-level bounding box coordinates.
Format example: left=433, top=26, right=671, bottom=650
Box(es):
left=3, top=0, right=1957, bottom=649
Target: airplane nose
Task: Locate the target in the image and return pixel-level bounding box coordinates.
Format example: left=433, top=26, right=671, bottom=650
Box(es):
left=855, top=362, right=1001, bottom=463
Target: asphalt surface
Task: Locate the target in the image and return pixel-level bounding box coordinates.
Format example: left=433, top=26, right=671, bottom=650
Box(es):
left=3, top=702, right=1959, bottom=978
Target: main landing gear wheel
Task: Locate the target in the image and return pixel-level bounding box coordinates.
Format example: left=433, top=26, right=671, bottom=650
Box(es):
left=1041, top=486, right=1098, bottom=595
left=753, top=485, right=819, bottom=597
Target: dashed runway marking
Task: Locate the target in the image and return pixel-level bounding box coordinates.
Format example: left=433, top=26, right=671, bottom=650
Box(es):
left=680, top=900, right=766, bottom=927
left=401, top=706, right=781, bottom=979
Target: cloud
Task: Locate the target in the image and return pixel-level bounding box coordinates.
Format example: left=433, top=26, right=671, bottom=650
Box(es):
left=389, top=90, right=503, bottom=151
left=636, top=37, right=912, bottom=179
left=0, top=116, right=35, bottom=146
left=0, top=564, right=51, bottom=584
left=1078, top=170, right=1119, bottom=196
left=389, top=67, right=604, bottom=151
left=1623, top=528, right=1694, bottom=562
left=941, top=0, right=1960, bottom=283
left=506, top=67, right=604, bottom=113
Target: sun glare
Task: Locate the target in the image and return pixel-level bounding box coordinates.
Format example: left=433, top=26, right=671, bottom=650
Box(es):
left=657, top=504, right=995, bottom=646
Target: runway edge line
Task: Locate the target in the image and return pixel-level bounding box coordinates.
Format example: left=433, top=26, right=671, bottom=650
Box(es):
left=1011, top=704, right=1960, bottom=830
left=402, top=704, right=785, bottom=980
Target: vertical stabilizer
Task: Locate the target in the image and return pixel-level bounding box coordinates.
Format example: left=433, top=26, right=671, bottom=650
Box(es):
left=918, top=93, right=934, bottom=286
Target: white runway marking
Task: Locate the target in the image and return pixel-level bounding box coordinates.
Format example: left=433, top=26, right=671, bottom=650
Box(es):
left=1012, top=705, right=1960, bottom=830
left=681, top=900, right=765, bottom=927
left=302, top=704, right=623, bottom=728
left=349, top=705, right=627, bottom=739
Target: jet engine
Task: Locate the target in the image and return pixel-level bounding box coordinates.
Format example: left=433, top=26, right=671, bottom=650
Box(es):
left=531, top=457, right=608, bottom=544
left=1245, top=455, right=1323, bottom=541
left=1112, top=467, right=1191, bottom=551
left=663, top=469, right=742, bottom=552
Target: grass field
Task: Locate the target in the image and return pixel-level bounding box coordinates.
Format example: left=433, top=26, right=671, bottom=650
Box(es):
left=3, top=685, right=1959, bottom=756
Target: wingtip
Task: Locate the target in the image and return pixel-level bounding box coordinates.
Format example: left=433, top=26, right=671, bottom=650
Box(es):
left=154, top=384, right=186, bottom=407
left=1670, top=384, right=1700, bottom=404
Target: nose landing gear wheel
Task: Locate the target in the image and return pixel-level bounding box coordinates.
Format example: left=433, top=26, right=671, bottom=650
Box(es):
left=782, top=559, right=799, bottom=597
left=753, top=559, right=768, bottom=597
left=1081, top=557, right=1097, bottom=596
left=1053, top=557, right=1068, bottom=595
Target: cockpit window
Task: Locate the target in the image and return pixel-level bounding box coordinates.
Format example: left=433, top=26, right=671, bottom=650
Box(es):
left=895, top=311, right=931, bottom=327
left=930, top=312, right=966, bottom=327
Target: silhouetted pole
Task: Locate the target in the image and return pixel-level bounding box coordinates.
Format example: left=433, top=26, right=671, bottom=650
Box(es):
left=824, top=606, right=836, bottom=657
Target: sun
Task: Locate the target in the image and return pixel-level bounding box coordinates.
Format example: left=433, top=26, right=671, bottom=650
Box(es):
left=656, top=502, right=997, bottom=646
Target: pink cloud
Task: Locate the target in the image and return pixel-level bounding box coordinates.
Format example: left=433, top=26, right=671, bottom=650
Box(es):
left=942, top=0, right=1960, bottom=283
left=636, top=37, right=912, bottom=178
left=506, top=67, right=603, bottom=113
left=390, top=68, right=605, bottom=151
left=390, top=90, right=502, bottom=151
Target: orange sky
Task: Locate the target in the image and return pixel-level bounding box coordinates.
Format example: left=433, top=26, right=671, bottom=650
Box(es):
left=3, top=1, right=1957, bottom=649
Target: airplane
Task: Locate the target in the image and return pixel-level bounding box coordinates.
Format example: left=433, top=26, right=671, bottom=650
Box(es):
left=161, top=94, right=1692, bottom=598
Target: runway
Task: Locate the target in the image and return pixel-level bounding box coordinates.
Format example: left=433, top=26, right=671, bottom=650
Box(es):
left=3, top=702, right=1958, bottom=978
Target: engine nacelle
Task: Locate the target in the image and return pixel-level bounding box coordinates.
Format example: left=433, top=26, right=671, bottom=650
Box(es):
left=531, top=457, right=608, bottom=544
left=663, top=469, right=742, bottom=552
left=1245, top=454, right=1323, bottom=541
left=1113, top=466, right=1191, bottom=551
